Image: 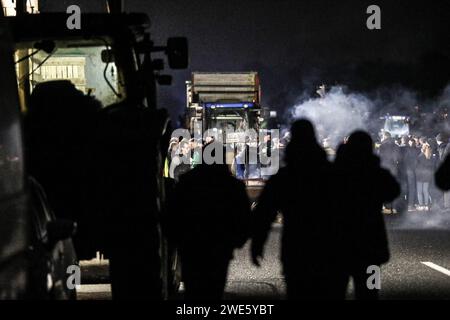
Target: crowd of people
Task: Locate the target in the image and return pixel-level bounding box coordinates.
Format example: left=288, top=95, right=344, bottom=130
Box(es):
left=164, top=137, right=203, bottom=181
left=164, top=121, right=450, bottom=300
left=166, top=120, right=401, bottom=300
left=320, top=131, right=450, bottom=213
left=375, top=131, right=449, bottom=212
left=164, top=133, right=288, bottom=182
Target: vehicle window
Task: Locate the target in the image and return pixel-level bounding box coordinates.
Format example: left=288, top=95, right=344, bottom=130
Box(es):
left=15, top=43, right=125, bottom=109
left=206, top=109, right=249, bottom=134
left=205, top=108, right=267, bottom=180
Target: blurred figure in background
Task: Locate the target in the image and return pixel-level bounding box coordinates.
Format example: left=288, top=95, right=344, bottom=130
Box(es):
left=436, top=154, right=450, bottom=192
left=234, top=144, right=246, bottom=179
left=399, top=136, right=409, bottom=147
left=415, top=143, right=436, bottom=211
left=412, top=135, right=420, bottom=148
left=378, top=132, right=401, bottom=213
left=169, top=139, right=191, bottom=181
left=403, top=139, right=419, bottom=210
left=240, top=139, right=260, bottom=179
left=397, top=136, right=409, bottom=213
left=419, top=137, right=427, bottom=149
left=322, top=137, right=336, bottom=160
left=164, top=137, right=179, bottom=178
left=260, top=135, right=281, bottom=179
left=189, top=138, right=202, bottom=169
left=435, top=133, right=450, bottom=210
left=436, top=133, right=448, bottom=160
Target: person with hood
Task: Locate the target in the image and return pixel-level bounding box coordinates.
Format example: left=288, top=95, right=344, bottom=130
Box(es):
left=334, top=131, right=400, bottom=300
left=250, top=119, right=342, bottom=299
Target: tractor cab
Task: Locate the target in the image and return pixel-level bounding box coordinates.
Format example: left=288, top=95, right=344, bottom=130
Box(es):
left=5, top=11, right=187, bottom=298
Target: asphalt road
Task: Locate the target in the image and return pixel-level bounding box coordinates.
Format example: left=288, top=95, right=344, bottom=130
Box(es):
left=77, top=211, right=450, bottom=300
left=226, top=211, right=450, bottom=300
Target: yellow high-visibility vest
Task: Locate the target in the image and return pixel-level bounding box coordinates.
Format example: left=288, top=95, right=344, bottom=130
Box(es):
left=163, top=157, right=169, bottom=178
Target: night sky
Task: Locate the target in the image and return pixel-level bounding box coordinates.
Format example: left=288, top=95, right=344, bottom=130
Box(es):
left=41, top=0, right=450, bottom=121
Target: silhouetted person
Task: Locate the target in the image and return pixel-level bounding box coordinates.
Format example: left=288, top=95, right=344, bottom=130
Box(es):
left=436, top=133, right=448, bottom=161
left=94, top=99, right=166, bottom=300
left=402, top=139, right=419, bottom=210
left=334, top=131, right=400, bottom=300
left=251, top=119, right=342, bottom=299
left=25, top=80, right=101, bottom=258
left=27, top=80, right=164, bottom=299
left=166, top=141, right=251, bottom=300
left=436, top=155, right=450, bottom=191
left=415, top=144, right=436, bottom=211
left=378, top=131, right=401, bottom=212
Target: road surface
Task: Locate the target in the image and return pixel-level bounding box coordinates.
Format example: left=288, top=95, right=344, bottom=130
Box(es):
left=77, top=211, right=450, bottom=300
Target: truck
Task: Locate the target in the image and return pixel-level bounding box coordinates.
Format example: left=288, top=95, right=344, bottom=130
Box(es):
left=185, top=72, right=279, bottom=200
left=380, top=115, right=410, bottom=139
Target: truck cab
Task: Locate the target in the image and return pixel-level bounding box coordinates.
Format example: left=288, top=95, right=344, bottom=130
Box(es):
left=186, top=72, right=279, bottom=200
left=380, top=115, right=410, bottom=139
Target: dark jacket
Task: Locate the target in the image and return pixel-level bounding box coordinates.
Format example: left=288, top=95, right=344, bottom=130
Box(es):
left=402, top=146, right=419, bottom=171
left=435, top=154, right=450, bottom=190
left=166, top=164, right=251, bottom=259
left=334, top=146, right=399, bottom=266
left=378, top=138, right=401, bottom=175
left=251, top=142, right=338, bottom=273
left=415, top=153, right=435, bottom=182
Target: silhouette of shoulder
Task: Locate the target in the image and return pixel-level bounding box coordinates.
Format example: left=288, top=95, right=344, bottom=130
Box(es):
left=436, top=155, right=450, bottom=190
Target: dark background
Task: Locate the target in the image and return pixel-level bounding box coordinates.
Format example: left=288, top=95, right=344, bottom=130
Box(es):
left=40, top=0, right=450, bottom=122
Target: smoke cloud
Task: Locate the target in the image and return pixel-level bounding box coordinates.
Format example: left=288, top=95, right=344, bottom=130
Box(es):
left=290, top=86, right=373, bottom=147
left=289, top=83, right=450, bottom=148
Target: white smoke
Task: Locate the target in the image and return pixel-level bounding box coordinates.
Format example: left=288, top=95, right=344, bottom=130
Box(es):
left=288, top=83, right=450, bottom=148
left=438, top=84, right=450, bottom=106
left=290, top=86, right=373, bottom=147
left=392, top=211, right=450, bottom=230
